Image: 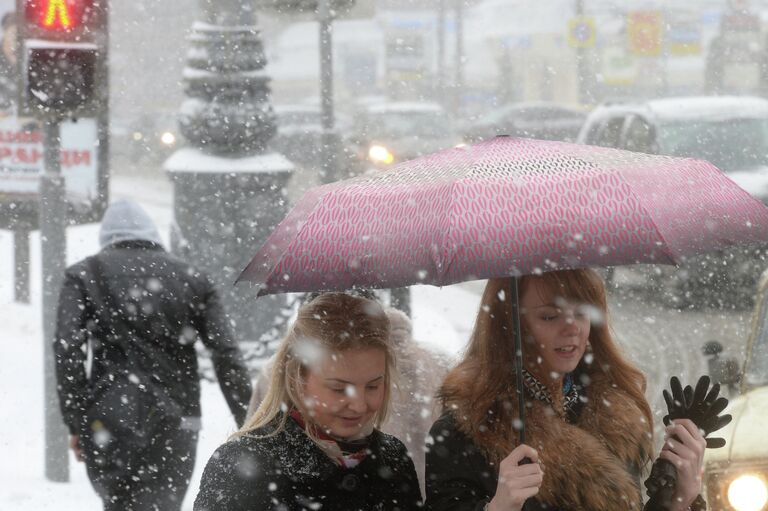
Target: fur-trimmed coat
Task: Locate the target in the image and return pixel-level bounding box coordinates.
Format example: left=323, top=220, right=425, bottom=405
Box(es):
left=425, top=372, right=654, bottom=511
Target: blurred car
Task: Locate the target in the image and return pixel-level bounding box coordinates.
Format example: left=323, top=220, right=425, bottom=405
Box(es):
left=347, top=101, right=461, bottom=172
left=461, top=101, right=586, bottom=143
left=270, top=104, right=353, bottom=174
left=271, top=104, right=323, bottom=166
left=113, top=112, right=181, bottom=167
left=578, top=96, right=768, bottom=307
left=702, top=268, right=768, bottom=511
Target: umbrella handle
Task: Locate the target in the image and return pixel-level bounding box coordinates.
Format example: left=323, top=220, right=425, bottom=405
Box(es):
left=510, top=277, right=527, bottom=446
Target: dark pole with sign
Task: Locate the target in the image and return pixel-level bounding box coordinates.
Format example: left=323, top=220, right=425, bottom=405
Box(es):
left=17, top=0, right=106, bottom=482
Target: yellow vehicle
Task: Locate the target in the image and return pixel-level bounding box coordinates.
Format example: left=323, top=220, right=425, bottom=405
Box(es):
left=703, top=269, right=768, bottom=511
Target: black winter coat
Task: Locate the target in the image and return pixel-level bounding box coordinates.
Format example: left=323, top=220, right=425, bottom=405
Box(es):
left=425, top=414, right=579, bottom=511
left=54, top=241, right=252, bottom=434
left=194, top=415, right=423, bottom=511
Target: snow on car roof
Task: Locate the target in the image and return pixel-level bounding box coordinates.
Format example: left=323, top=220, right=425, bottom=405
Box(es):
left=365, top=102, right=445, bottom=114
left=594, top=96, right=768, bottom=123
left=646, top=96, right=768, bottom=121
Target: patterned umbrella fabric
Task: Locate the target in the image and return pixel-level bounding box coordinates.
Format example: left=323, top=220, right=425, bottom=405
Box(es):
left=239, top=137, right=768, bottom=295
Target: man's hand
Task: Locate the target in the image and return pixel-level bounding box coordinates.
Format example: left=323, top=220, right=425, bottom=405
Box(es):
left=69, top=435, right=83, bottom=462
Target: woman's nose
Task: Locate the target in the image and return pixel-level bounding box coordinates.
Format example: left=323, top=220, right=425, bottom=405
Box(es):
left=346, top=389, right=367, bottom=413
left=562, top=312, right=580, bottom=331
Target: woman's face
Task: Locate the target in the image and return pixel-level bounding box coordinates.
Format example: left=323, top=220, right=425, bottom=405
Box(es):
left=302, top=347, right=386, bottom=439
left=520, top=279, right=592, bottom=378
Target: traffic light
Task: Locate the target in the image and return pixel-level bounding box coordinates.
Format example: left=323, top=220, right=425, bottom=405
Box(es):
left=16, top=0, right=106, bottom=117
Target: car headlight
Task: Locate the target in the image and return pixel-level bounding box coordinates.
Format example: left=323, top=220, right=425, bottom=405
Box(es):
left=368, top=144, right=394, bottom=165
left=160, top=131, right=177, bottom=146
left=728, top=474, right=768, bottom=511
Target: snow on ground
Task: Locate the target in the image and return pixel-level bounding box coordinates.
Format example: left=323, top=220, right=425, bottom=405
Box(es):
left=0, top=174, right=478, bottom=509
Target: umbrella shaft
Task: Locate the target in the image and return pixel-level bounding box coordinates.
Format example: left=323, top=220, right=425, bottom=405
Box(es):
left=510, top=277, right=527, bottom=445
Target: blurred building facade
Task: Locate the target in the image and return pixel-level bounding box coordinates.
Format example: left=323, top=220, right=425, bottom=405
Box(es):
left=264, top=0, right=768, bottom=116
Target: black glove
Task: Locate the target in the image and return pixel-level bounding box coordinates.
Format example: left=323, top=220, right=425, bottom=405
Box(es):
left=662, top=375, right=732, bottom=448
left=644, top=375, right=733, bottom=511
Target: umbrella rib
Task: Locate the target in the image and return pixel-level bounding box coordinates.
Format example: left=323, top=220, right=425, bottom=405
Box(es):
left=240, top=187, right=332, bottom=290
left=436, top=157, right=484, bottom=285
left=437, top=178, right=461, bottom=285
left=614, top=169, right=680, bottom=266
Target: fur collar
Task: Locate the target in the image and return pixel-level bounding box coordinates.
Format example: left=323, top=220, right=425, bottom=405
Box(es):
left=446, top=371, right=654, bottom=511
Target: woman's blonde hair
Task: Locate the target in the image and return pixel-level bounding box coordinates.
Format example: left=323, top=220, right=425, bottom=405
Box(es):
left=236, top=292, right=394, bottom=439
left=439, top=269, right=653, bottom=439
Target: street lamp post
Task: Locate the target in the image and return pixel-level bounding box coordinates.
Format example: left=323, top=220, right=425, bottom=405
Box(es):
left=454, top=0, right=464, bottom=115
left=575, top=0, right=594, bottom=104
left=436, top=0, right=446, bottom=105
left=259, top=0, right=355, bottom=184
left=318, top=0, right=338, bottom=184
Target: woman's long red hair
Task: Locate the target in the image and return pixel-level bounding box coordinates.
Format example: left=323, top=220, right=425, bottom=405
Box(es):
left=439, top=269, right=653, bottom=437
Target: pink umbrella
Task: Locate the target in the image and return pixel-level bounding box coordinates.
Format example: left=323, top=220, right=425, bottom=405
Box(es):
left=239, top=137, right=768, bottom=294
left=238, top=136, right=768, bottom=441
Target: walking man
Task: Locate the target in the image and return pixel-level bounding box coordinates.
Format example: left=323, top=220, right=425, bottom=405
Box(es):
left=54, top=199, right=252, bottom=510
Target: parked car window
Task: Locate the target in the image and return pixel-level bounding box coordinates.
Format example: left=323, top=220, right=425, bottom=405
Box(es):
left=363, top=110, right=453, bottom=138
left=623, top=116, right=655, bottom=154
left=592, top=116, right=625, bottom=148
left=658, top=118, right=768, bottom=172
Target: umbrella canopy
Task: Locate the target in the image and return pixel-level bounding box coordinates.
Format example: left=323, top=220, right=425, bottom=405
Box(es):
left=239, top=137, right=768, bottom=294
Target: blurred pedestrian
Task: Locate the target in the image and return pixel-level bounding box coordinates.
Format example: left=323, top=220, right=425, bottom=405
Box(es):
left=195, top=292, right=422, bottom=510
left=54, top=199, right=252, bottom=511
left=426, top=269, right=707, bottom=511
left=245, top=305, right=449, bottom=496
left=382, top=306, right=450, bottom=495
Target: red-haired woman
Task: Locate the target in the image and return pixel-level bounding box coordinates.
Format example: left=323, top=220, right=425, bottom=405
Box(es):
left=426, top=269, right=707, bottom=511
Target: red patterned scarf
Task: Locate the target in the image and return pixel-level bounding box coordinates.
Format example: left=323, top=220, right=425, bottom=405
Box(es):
left=288, top=409, right=371, bottom=468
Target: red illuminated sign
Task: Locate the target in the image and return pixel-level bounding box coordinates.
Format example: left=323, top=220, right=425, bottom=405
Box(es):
left=24, top=0, right=92, bottom=32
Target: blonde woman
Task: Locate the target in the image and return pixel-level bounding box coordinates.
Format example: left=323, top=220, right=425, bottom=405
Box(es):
left=194, top=293, right=422, bottom=511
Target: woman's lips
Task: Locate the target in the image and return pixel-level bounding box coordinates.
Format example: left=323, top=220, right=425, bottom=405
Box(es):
left=554, top=345, right=579, bottom=358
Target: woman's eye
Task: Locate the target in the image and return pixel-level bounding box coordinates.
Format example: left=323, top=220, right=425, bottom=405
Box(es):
left=541, top=314, right=557, bottom=321
left=366, top=385, right=380, bottom=391
left=330, top=387, right=346, bottom=394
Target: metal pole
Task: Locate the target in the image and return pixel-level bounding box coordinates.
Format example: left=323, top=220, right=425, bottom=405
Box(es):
left=318, top=0, right=337, bottom=183
left=13, top=227, right=30, bottom=303
left=575, top=0, right=592, bottom=105
left=41, top=117, right=69, bottom=482
left=453, top=0, right=464, bottom=115
left=436, top=0, right=446, bottom=104
left=510, top=277, right=526, bottom=445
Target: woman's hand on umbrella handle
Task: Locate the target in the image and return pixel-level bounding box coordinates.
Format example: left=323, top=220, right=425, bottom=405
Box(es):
left=488, top=444, right=542, bottom=511
left=659, top=419, right=706, bottom=511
